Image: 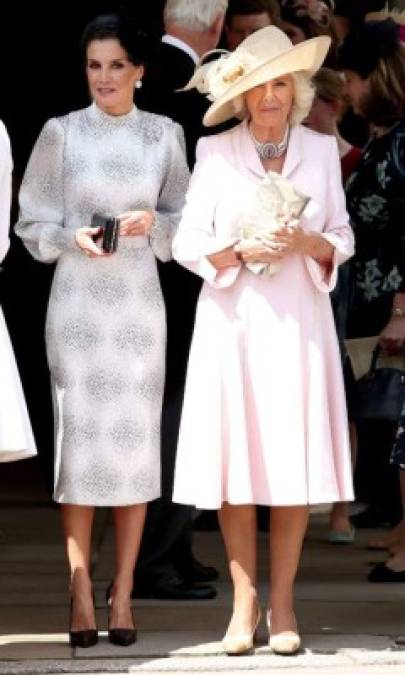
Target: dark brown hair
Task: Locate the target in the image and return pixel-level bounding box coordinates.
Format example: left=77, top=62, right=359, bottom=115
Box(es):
left=359, top=46, right=405, bottom=126
left=81, top=14, right=152, bottom=66
left=225, top=0, right=281, bottom=26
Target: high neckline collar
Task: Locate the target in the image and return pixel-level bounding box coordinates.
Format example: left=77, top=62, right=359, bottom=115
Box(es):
left=88, top=102, right=138, bottom=124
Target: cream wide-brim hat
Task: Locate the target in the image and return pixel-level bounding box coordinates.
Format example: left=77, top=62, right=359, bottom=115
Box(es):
left=183, top=26, right=331, bottom=127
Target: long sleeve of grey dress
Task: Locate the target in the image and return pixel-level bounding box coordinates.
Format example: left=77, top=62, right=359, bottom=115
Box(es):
left=15, top=104, right=190, bottom=505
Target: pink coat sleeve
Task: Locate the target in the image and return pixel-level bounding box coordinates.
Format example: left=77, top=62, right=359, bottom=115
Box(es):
left=172, top=137, right=242, bottom=289
left=304, top=136, right=355, bottom=293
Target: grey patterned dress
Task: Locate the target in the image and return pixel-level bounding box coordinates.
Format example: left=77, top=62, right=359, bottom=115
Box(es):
left=15, top=103, right=190, bottom=506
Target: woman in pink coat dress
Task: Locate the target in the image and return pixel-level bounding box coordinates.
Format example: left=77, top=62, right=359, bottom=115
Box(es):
left=172, top=26, right=355, bottom=655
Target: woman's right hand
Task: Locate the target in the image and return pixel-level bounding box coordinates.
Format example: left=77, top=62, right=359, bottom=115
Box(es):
left=207, top=240, right=287, bottom=270
left=207, top=246, right=240, bottom=271
left=235, top=238, right=286, bottom=264
left=75, top=227, right=105, bottom=258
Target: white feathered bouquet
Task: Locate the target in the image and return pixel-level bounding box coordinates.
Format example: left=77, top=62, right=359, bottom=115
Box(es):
left=238, top=171, right=310, bottom=276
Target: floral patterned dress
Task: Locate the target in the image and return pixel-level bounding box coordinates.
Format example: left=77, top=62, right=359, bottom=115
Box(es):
left=345, top=121, right=405, bottom=339
left=391, top=401, right=405, bottom=470
left=346, top=121, right=405, bottom=466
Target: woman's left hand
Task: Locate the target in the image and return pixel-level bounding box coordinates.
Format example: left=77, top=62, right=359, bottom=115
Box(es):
left=379, top=317, right=405, bottom=354
left=271, top=222, right=335, bottom=265
left=269, top=222, right=308, bottom=255
left=118, top=210, right=154, bottom=237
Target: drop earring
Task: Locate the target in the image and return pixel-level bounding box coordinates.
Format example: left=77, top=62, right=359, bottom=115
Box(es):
left=135, top=80, right=142, bottom=89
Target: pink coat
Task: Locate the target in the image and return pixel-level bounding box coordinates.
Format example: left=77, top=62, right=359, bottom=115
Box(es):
left=172, top=120, right=355, bottom=508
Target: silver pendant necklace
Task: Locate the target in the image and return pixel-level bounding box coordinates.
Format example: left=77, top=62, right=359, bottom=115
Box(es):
left=249, top=124, right=289, bottom=160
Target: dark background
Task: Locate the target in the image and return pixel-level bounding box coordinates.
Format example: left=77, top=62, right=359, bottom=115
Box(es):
left=1, top=2, right=166, bottom=488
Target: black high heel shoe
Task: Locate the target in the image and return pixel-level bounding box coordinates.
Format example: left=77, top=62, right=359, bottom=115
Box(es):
left=107, top=595, right=137, bottom=646
left=69, top=596, right=98, bottom=648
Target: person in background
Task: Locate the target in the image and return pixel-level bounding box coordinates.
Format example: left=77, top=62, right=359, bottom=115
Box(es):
left=375, top=405, right=405, bottom=581
left=140, top=0, right=228, bottom=166
left=331, top=0, right=353, bottom=43
left=306, top=67, right=362, bottom=184
left=305, top=66, right=361, bottom=543
left=0, top=121, right=37, bottom=465
left=279, top=0, right=339, bottom=66
left=223, top=0, right=281, bottom=49
left=15, top=14, right=189, bottom=647
left=362, top=2, right=405, bottom=574
left=338, top=19, right=405, bottom=544
left=135, top=0, right=229, bottom=601
left=332, top=0, right=386, bottom=43
left=334, top=0, right=385, bottom=148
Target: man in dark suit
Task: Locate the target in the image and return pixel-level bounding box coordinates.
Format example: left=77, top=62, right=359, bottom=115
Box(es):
left=134, top=0, right=228, bottom=600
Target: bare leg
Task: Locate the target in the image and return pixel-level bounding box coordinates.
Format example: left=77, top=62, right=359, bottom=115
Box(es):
left=218, top=503, right=259, bottom=636
left=386, top=471, right=405, bottom=571
left=367, top=520, right=402, bottom=552
left=269, top=505, right=309, bottom=634
left=329, top=501, right=351, bottom=533
left=61, top=504, right=96, bottom=631
left=109, top=504, right=147, bottom=630
left=329, top=422, right=358, bottom=535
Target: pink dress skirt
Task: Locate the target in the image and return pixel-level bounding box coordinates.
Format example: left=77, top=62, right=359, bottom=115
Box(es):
left=171, top=122, right=355, bottom=509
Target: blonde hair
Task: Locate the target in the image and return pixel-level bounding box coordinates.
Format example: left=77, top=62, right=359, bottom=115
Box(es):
left=164, top=0, right=229, bottom=31
left=290, top=71, right=316, bottom=125
left=232, top=70, right=315, bottom=126
left=312, top=67, right=345, bottom=103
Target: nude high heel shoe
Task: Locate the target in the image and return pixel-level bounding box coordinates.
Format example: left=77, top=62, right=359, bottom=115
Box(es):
left=267, top=609, right=301, bottom=655
left=222, top=607, right=261, bottom=655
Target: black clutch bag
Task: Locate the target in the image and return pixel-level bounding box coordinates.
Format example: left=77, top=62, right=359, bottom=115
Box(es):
left=90, top=213, right=120, bottom=253
left=352, top=346, right=405, bottom=422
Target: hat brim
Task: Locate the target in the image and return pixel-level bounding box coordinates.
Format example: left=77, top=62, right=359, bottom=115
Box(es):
left=203, top=36, right=331, bottom=127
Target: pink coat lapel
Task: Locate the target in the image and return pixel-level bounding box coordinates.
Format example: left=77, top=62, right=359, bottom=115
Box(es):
left=282, top=125, right=303, bottom=179
left=237, top=120, right=304, bottom=179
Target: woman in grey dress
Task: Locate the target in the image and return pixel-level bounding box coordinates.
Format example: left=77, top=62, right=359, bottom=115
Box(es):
left=15, top=15, right=189, bottom=647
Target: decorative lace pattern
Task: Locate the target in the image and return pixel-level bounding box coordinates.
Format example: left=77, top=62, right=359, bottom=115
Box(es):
left=15, top=104, right=190, bottom=505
